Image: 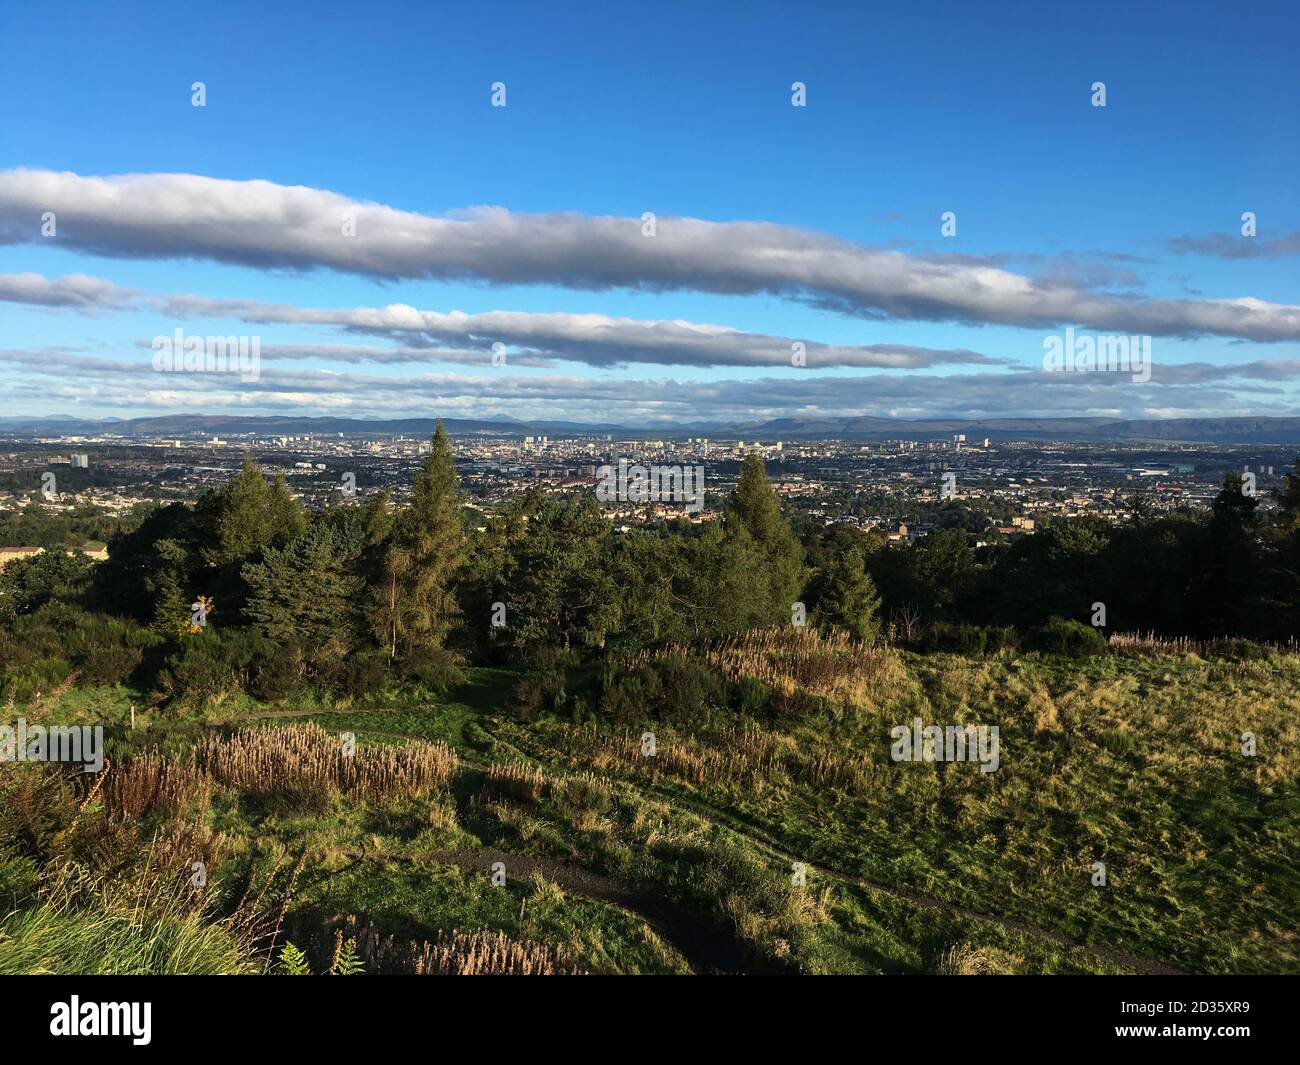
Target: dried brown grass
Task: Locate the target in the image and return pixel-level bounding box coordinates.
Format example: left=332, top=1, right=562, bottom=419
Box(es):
left=1109, top=631, right=1300, bottom=657
left=105, top=752, right=211, bottom=821
left=558, top=723, right=795, bottom=789
left=199, top=723, right=455, bottom=803
left=484, top=762, right=545, bottom=804
left=682, top=627, right=907, bottom=707
left=353, top=924, right=586, bottom=975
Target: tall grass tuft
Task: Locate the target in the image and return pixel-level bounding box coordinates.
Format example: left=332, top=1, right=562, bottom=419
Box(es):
left=0, top=897, right=256, bottom=975
left=105, top=752, right=211, bottom=821
left=636, top=627, right=908, bottom=708
left=0, top=839, right=255, bottom=975
left=199, top=723, right=456, bottom=803
left=484, top=762, right=545, bottom=804
left=352, top=924, right=586, bottom=975
left=1109, top=631, right=1298, bottom=658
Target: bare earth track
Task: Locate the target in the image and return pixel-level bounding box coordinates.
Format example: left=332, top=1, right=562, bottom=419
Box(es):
left=324, top=845, right=749, bottom=974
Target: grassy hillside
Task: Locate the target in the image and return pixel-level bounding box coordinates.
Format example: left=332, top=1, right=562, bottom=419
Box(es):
left=3, top=637, right=1296, bottom=974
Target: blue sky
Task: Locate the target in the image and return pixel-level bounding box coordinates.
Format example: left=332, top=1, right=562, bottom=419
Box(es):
left=1, top=0, right=1297, bottom=424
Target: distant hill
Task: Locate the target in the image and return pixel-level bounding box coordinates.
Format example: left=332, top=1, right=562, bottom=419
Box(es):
left=4, top=413, right=1300, bottom=443
left=733, top=415, right=1300, bottom=443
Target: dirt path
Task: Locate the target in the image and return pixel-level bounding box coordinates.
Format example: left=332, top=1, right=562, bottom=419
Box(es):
left=213, top=707, right=1184, bottom=976
left=326, top=845, right=749, bottom=975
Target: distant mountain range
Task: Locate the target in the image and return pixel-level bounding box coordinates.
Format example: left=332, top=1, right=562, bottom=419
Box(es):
left=731, top=416, right=1300, bottom=444
left=4, top=413, right=1300, bottom=444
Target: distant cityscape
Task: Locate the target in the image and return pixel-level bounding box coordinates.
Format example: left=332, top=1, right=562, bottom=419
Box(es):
left=3, top=420, right=1295, bottom=563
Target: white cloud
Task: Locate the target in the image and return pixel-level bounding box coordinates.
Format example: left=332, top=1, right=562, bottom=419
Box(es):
left=1, top=271, right=1004, bottom=370
left=2, top=168, right=1298, bottom=340
left=0, top=271, right=133, bottom=309
left=3, top=347, right=1296, bottom=423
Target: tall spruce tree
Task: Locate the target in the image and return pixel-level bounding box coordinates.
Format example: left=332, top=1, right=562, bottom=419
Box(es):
left=204, top=454, right=306, bottom=567
left=1274, top=458, right=1300, bottom=531
left=1270, top=459, right=1300, bottom=638
left=726, top=450, right=806, bottom=623
left=205, top=454, right=271, bottom=566
left=1192, top=472, right=1265, bottom=636
left=373, top=422, right=466, bottom=659
left=148, top=538, right=193, bottom=638
left=813, top=545, right=883, bottom=643
left=496, top=494, right=617, bottom=653
left=267, top=472, right=308, bottom=544
left=243, top=523, right=364, bottom=652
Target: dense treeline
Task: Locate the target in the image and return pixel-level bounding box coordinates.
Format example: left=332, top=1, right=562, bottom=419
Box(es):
left=0, top=499, right=148, bottom=548
left=860, top=467, right=1300, bottom=646
left=2, top=422, right=1300, bottom=707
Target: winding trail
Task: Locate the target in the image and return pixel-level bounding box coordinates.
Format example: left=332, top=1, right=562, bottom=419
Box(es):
left=209, top=706, right=1185, bottom=976
left=323, top=845, right=748, bottom=975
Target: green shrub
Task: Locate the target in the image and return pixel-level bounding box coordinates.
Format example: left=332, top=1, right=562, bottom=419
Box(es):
left=1206, top=637, right=1268, bottom=662
left=568, top=694, right=593, bottom=724
left=157, top=631, right=240, bottom=705
left=768, top=686, right=825, bottom=723
left=77, top=643, right=144, bottom=686
left=986, top=625, right=1021, bottom=654
left=1099, top=728, right=1135, bottom=756
left=733, top=675, right=771, bottom=716
left=398, top=644, right=466, bottom=693
left=1030, top=617, right=1108, bottom=657
left=250, top=643, right=305, bottom=701
left=3, top=656, right=72, bottom=702
left=339, top=652, right=390, bottom=698
left=0, top=856, right=40, bottom=910
left=597, top=680, right=641, bottom=724
left=922, top=621, right=989, bottom=655
left=513, top=669, right=567, bottom=720
left=650, top=653, right=724, bottom=722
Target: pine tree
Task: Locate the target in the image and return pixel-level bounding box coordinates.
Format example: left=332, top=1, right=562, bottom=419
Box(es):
left=1270, top=459, right=1300, bottom=638
left=362, top=490, right=394, bottom=545
left=266, top=472, right=308, bottom=545
left=1273, top=458, right=1300, bottom=530
left=148, top=539, right=192, bottom=638
left=1194, top=472, right=1264, bottom=636
left=242, top=524, right=364, bottom=650
left=498, top=495, right=616, bottom=652
left=814, top=545, right=883, bottom=643
left=725, top=451, right=806, bottom=623
left=1212, top=471, right=1259, bottom=534
left=375, top=422, right=466, bottom=658
left=205, top=454, right=271, bottom=566
left=683, top=520, right=772, bottom=638
left=730, top=451, right=785, bottom=544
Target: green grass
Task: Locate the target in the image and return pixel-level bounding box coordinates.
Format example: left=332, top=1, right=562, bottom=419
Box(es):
left=5, top=652, right=1294, bottom=974
left=284, top=858, right=692, bottom=975
left=0, top=901, right=254, bottom=975
left=478, top=651, right=1299, bottom=974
